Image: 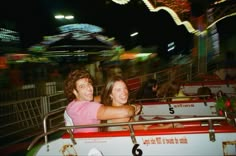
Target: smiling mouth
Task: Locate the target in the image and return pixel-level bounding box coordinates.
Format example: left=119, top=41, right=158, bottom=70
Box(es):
left=120, top=96, right=127, bottom=100
left=87, top=93, right=93, bottom=97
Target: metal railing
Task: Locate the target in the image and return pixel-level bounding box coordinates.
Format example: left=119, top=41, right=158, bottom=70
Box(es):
left=0, top=92, right=67, bottom=148
left=27, top=112, right=228, bottom=151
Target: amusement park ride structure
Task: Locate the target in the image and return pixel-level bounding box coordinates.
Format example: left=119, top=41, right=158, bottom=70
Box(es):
left=26, top=85, right=236, bottom=155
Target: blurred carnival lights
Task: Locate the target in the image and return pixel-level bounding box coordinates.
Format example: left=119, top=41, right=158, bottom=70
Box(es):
left=111, top=0, right=130, bottom=5
left=111, top=0, right=191, bottom=14
left=111, top=0, right=197, bottom=34
left=130, top=32, right=139, bottom=37
left=54, top=14, right=74, bottom=20
left=120, top=52, right=152, bottom=60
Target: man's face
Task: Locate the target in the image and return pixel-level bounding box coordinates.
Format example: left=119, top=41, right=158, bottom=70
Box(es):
left=110, top=80, right=128, bottom=105
left=73, top=78, right=94, bottom=101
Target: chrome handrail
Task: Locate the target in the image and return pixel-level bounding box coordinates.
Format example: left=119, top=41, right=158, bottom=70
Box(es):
left=28, top=116, right=227, bottom=151
left=43, top=106, right=66, bottom=151
left=135, top=95, right=213, bottom=102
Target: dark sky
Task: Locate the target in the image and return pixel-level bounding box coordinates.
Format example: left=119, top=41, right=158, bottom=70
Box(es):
left=0, top=0, right=235, bottom=53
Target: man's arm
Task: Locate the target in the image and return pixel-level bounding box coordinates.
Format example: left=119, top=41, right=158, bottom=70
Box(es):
left=97, top=105, right=141, bottom=120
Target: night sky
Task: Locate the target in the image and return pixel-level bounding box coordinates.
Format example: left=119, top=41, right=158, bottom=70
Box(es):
left=0, top=0, right=235, bottom=53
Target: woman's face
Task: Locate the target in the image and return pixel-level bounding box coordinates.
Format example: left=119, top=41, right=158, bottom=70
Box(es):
left=110, top=80, right=128, bottom=106
left=73, top=78, right=94, bottom=101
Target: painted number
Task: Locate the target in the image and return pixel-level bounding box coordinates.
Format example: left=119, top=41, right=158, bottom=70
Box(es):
left=169, top=107, right=175, bottom=114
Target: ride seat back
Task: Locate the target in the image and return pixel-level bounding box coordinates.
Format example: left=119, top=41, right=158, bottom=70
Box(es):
left=64, top=110, right=74, bottom=132
left=64, top=110, right=77, bottom=145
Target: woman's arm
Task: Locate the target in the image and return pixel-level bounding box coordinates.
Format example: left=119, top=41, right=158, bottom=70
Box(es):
left=97, top=105, right=141, bottom=120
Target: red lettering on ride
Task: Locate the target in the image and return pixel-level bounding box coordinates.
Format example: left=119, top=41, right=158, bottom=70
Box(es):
left=142, top=136, right=188, bottom=146
left=173, top=104, right=195, bottom=108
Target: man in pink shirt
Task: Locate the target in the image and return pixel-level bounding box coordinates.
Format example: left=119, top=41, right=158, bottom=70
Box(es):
left=64, top=69, right=141, bottom=133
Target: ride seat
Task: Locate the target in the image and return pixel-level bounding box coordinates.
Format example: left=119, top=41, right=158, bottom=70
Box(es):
left=64, top=110, right=74, bottom=132
left=64, top=110, right=77, bottom=145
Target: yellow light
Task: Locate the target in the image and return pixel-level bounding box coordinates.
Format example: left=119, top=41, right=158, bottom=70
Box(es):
left=120, top=53, right=152, bottom=60
left=120, top=53, right=137, bottom=59
left=136, top=53, right=152, bottom=57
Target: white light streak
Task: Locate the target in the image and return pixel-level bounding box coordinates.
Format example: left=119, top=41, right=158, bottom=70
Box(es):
left=54, top=15, right=65, bottom=19
left=130, top=32, right=139, bottom=37
left=65, top=15, right=74, bottom=20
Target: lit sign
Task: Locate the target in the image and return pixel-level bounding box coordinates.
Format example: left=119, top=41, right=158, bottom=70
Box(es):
left=0, top=28, right=20, bottom=42
left=58, top=24, right=103, bottom=41
left=59, top=24, right=103, bottom=33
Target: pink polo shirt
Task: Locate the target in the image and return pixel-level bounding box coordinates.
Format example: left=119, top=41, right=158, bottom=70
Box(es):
left=66, top=100, right=102, bottom=133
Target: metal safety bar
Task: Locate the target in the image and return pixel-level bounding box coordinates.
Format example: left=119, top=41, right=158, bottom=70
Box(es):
left=135, top=95, right=213, bottom=103
left=28, top=115, right=227, bottom=151
left=43, top=106, right=66, bottom=151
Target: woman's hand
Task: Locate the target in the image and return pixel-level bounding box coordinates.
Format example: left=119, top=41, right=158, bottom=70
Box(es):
left=131, top=104, right=142, bottom=115
left=136, top=104, right=142, bottom=115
